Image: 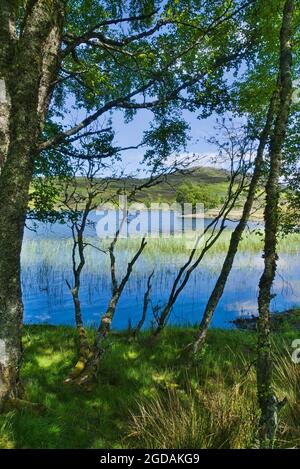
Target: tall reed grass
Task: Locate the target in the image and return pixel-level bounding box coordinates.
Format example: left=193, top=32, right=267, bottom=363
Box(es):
left=127, top=371, right=258, bottom=449
left=127, top=344, right=300, bottom=449
left=22, top=230, right=300, bottom=265
left=273, top=346, right=300, bottom=448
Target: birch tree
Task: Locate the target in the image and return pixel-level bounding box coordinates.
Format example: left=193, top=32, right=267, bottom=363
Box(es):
left=256, top=0, right=294, bottom=448
left=0, top=0, right=255, bottom=408
left=192, top=90, right=279, bottom=354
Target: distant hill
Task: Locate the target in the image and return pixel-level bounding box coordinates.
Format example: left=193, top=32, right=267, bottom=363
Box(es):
left=121, top=166, right=231, bottom=203
left=105, top=166, right=265, bottom=220
left=34, top=166, right=265, bottom=220
left=160, top=166, right=230, bottom=185
left=97, top=166, right=231, bottom=203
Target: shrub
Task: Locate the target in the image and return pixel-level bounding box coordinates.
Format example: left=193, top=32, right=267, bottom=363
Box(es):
left=176, top=182, right=220, bottom=210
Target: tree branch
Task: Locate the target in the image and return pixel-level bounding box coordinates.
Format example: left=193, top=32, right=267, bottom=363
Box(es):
left=40, top=43, right=249, bottom=152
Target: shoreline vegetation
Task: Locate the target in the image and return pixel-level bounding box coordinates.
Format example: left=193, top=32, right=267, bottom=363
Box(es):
left=29, top=166, right=266, bottom=221
left=23, top=229, right=300, bottom=259
left=0, top=323, right=299, bottom=449
left=232, top=308, right=300, bottom=332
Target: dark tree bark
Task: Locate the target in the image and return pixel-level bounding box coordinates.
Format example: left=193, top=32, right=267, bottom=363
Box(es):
left=192, top=88, right=279, bottom=354
left=256, top=0, right=294, bottom=448
left=0, top=1, right=13, bottom=172
left=0, top=1, right=65, bottom=409
left=131, top=270, right=154, bottom=339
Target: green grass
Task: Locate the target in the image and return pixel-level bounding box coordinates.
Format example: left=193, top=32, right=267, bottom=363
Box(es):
left=0, top=325, right=299, bottom=449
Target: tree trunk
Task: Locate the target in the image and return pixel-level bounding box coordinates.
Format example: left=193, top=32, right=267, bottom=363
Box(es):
left=66, top=216, right=93, bottom=381
left=192, top=88, right=278, bottom=354
left=70, top=288, right=92, bottom=366
left=67, top=294, right=123, bottom=385
left=131, top=270, right=154, bottom=339
left=66, top=238, right=147, bottom=385
left=256, top=0, right=294, bottom=448
left=0, top=1, right=64, bottom=410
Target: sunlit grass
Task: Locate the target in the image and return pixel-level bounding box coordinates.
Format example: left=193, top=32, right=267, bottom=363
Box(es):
left=0, top=326, right=299, bottom=448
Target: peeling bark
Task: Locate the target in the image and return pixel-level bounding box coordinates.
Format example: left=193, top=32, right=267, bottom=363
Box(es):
left=0, top=78, right=11, bottom=172
left=37, top=24, right=62, bottom=126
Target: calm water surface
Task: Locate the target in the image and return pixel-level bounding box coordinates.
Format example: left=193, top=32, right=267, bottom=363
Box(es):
left=22, top=212, right=300, bottom=329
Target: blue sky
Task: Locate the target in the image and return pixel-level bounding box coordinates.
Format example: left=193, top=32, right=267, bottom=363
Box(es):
left=110, top=108, right=222, bottom=175
left=62, top=90, right=239, bottom=177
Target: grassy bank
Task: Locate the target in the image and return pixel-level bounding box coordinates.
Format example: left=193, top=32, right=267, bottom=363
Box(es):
left=0, top=325, right=299, bottom=449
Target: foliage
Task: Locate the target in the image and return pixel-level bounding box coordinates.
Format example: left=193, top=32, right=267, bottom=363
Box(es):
left=24, top=0, right=265, bottom=217
left=176, top=181, right=221, bottom=209
left=279, top=112, right=300, bottom=234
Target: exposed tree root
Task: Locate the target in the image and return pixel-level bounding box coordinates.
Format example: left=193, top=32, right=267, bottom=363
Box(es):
left=4, top=398, right=45, bottom=413
left=65, top=353, right=100, bottom=385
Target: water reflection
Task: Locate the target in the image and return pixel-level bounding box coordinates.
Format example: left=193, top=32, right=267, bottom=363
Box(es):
left=21, top=214, right=300, bottom=329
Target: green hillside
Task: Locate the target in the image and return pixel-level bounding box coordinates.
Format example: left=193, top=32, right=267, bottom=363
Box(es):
left=74, top=166, right=231, bottom=204
left=31, top=166, right=264, bottom=219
